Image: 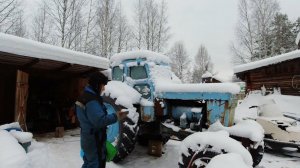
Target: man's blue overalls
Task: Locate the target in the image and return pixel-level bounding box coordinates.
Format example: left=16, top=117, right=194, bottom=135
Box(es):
left=76, top=86, right=117, bottom=168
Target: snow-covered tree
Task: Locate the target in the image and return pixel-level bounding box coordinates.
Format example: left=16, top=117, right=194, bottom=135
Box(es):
left=192, top=45, right=213, bottom=83
left=168, top=41, right=190, bottom=82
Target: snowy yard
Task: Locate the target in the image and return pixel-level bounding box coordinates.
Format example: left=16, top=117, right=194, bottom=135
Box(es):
left=28, top=129, right=300, bottom=168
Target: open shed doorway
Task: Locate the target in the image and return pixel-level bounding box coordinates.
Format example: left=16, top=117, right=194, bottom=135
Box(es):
left=0, top=64, right=16, bottom=125
left=26, top=73, right=84, bottom=133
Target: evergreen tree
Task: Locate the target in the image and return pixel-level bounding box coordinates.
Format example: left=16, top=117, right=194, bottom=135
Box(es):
left=270, top=13, right=296, bottom=55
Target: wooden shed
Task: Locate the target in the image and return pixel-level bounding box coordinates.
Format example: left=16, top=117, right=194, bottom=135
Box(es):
left=0, top=33, right=109, bottom=132
left=234, top=50, right=300, bottom=96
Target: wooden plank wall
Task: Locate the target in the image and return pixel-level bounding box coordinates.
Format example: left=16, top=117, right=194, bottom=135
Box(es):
left=243, top=59, right=300, bottom=96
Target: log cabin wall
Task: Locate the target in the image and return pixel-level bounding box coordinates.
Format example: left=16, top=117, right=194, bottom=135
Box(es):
left=237, top=58, right=300, bottom=96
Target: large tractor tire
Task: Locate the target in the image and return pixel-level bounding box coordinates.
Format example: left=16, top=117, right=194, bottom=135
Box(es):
left=179, top=145, right=223, bottom=168
left=249, top=141, right=264, bottom=167
left=178, top=131, right=253, bottom=168
left=103, top=96, right=139, bottom=162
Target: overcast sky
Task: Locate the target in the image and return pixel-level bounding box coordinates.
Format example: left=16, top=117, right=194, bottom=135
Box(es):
left=121, top=0, right=300, bottom=78
left=25, top=0, right=300, bottom=78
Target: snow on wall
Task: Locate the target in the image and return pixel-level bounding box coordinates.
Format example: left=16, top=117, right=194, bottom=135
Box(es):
left=234, top=50, right=300, bottom=73
left=179, top=131, right=253, bottom=166
left=206, top=153, right=251, bottom=168
left=0, top=130, right=28, bottom=168
left=208, top=120, right=264, bottom=142
left=0, top=33, right=109, bottom=69
left=110, top=50, right=171, bottom=67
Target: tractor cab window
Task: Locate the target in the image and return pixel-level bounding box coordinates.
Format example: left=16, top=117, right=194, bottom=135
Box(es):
left=129, top=66, right=148, bottom=80
left=112, top=66, right=123, bottom=81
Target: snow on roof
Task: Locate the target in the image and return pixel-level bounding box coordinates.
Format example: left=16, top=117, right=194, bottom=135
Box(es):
left=234, top=50, right=300, bottom=73
left=296, top=32, right=300, bottom=45
left=201, top=71, right=212, bottom=78
left=110, top=50, right=171, bottom=67
left=0, top=33, right=109, bottom=69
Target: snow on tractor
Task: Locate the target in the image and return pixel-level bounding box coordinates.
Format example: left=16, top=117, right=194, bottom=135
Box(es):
left=102, top=50, right=264, bottom=167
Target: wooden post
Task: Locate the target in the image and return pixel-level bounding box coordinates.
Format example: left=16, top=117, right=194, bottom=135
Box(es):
left=14, top=70, right=29, bottom=131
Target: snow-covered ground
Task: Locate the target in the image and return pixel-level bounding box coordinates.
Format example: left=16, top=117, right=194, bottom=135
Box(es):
left=26, top=128, right=299, bottom=168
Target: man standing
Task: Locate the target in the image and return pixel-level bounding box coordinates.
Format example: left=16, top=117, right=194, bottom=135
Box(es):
left=76, top=72, right=127, bottom=168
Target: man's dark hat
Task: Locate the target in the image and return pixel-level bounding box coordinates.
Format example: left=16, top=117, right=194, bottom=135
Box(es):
left=88, top=71, right=108, bottom=91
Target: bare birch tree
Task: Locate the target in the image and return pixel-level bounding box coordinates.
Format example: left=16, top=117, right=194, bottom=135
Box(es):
left=232, top=0, right=279, bottom=64
left=192, top=45, right=213, bottom=83
left=115, top=5, right=132, bottom=53
left=32, top=1, right=54, bottom=43
left=133, top=0, right=170, bottom=52
left=0, top=0, right=24, bottom=35
left=168, top=41, right=190, bottom=82
left=45, top=0, right=85, bottom=48
left=95, top=0, right=118, bottom=58
left=83, top=0, right=97, bottom=54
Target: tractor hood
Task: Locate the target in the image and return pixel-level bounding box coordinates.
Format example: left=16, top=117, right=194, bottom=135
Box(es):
left=155, top=83, right=240, bottom=101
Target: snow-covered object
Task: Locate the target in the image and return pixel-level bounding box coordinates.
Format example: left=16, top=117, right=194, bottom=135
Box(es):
left=110, top=50, right=171, bottom=67
left=296, top=32, right=300, bottom=45
left=162, top=123, right=181, bottom=132
left=191, top=107, right=202, bottom=113
left=179, top=131, right=253, bottom=166
left=208, top=120, right=264, bottom=142
left=9, top=130, right=33, bottom=144
left=0, top=122, right=21, bottom=130
left=201, top=71, right=212, bottom=78
left=0, top=130, right=28, bottom=168
left=149, top=63, right=240, bottom=94
left=0, top=33, right=109, bottom=69
left=156, top=82, right=240, bottom=94
left=234, top=50, right=300, bottom=73
left=140, top=98, right=154, bottom=106
left=206, top=153, right=251, bottom=168
left=235, top=92, right=300, bottom=121
left=104, top=81, right=141, bottom=122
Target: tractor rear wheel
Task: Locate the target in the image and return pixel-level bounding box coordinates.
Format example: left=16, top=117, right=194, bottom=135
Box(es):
left=103, top=96, right=139, bottom=162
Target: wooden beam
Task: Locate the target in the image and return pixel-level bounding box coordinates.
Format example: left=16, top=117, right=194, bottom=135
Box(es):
left=22, top=58, right=40, bottom=69
left=54, top=63, right=72, bottom=72
left=14, top=70, right=29, bottom=131
left=81, top=67, right=99, bottom=76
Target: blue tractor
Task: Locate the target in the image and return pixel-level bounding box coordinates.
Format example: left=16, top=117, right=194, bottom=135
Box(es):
left=103, top=51, right=264, bottom=167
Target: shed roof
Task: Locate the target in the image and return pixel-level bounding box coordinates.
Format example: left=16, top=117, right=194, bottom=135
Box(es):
left=0, top=33, right=109, bottom=74
left=234, top=50, right=300, bottom=74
